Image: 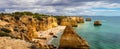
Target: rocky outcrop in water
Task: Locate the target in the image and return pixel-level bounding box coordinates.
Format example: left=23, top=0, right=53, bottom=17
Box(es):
left=58, top=25, right=89, bottom=49
left=94, top=20, right=102, bottom=26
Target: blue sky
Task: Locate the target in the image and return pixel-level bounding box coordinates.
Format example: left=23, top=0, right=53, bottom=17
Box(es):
left=0, top=0, right=120, bottom=16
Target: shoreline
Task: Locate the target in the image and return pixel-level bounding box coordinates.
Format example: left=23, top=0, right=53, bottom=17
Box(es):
left=32, top=26, right=66, bottom=48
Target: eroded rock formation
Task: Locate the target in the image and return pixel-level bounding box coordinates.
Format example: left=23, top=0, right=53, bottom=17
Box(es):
left=60, top=17, right=77, bottom=26
left=47, top=17, right=58, bottom=27
left=0, top=15, right=60, bottom=41
left=59, top=25, right=89, bottom=49
left=60, top=18, right=71, bottom=26
left=60, top=17, right=84, bottom=27
left=0, top=37, right=32, bottom=49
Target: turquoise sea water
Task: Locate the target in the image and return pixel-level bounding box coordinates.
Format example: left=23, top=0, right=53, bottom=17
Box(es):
left=52, top=16, right=120, bottom=49
left=75, top=16, right=120, bottom=49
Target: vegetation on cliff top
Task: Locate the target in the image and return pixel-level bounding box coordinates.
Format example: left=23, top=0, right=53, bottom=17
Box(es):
left=0, top=11, right=69, bottom=21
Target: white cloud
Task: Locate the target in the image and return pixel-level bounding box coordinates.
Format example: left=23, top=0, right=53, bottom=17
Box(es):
left=83, top=1, right=120, bottom=8
left=1, top=0, right=120, bottom=16
left=12, top=0, right=38, bottom=4
left=91, top=10, right=118, bottom=12
left=62, top=1, right=120, bottom=16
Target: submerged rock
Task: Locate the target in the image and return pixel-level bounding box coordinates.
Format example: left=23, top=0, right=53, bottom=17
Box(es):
left=94, top=20, right=102, bottom=26
left=58, top=25, right=89, bottom=49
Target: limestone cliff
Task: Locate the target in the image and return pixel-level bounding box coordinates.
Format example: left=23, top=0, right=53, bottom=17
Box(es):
left=47, top=17, right=58, bottom=28
left=39, top=21, right=48, bottom=31
left=70, top=16, right=84, bottom=23
left=59, top=25, right=89, bottom=49
left=60, top=18, right=71, bottom=26
left=60, top=17, right=78, bottom=27
left=22, top=16, right=37, bottom=35
left=0, top=15, right=86, bottom=43
left=0, top=37, right=32, bottom=49
left=70, top=19, right=78, bottom=27
left=0, top=15, right=39, bottom=41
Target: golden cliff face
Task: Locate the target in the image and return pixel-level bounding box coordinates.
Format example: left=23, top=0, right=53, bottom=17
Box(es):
left=0, top=15, right=39, bottom=41
left=70, top=19, right=78, bottom=27
left=60, top=17, right=84, bottom=27
left=39, top=21, right=48, bottom=31
left=0, top=15, right=16, bottom=24
left=0, top=20, right=9, bottom=27
left=47, top=17, right=58, bottom=28
left=38, top=17, right=58, bottom=31
left=19, top=16, right=39, bottom=40
left=70, top=16, right=84, bottom=23
left=60, top=18, right=71, bottom=26
left=0, top=15, right=86, bottom=42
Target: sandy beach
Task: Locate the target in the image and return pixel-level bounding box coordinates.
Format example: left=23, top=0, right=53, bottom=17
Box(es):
left=32, top=26, right=66, bottom=48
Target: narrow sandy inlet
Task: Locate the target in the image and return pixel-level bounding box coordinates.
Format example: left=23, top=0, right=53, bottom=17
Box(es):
left=32, top=26, right=66, bottom=48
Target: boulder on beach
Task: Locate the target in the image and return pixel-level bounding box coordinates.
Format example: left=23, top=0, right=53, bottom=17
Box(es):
left=94, top=20, right=102, bottom=26
left=58, top=25, right=89, bottom=49
left=86, top=18, right=92, bottom=21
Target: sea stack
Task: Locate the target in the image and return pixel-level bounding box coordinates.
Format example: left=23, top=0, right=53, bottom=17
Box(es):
left=94, top=20, right=102, bottom=26
left=58, top=25, right=89, bottom=49
left=86, top=18, right=92, bottom=21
